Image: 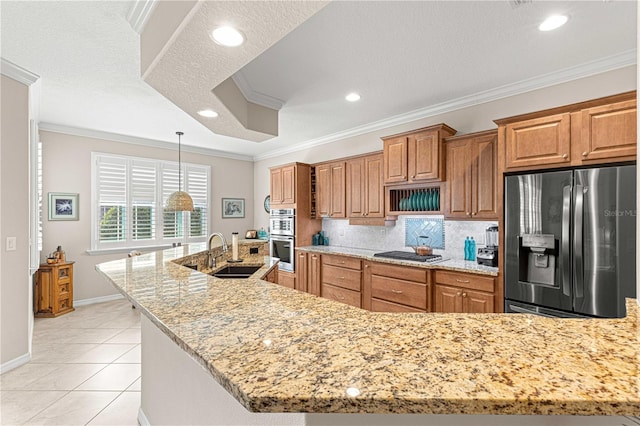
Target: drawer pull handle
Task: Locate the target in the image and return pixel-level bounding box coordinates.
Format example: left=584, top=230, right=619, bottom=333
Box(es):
left=391, top=289, right=403, bottom=294
left=455, top=279, right=470, bottom=283
left=337, top=296, right=345, bottom=300
left=340, top=277, right=345, bottom=280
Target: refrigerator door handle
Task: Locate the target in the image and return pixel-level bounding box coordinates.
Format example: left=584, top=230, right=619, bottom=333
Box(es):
left=561, top=185, right=572, bottom=297
left=573, top=185, right=584, bottom=298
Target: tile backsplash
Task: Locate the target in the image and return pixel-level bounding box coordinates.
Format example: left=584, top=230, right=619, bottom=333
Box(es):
left=321, top=216, right=497, bottom=260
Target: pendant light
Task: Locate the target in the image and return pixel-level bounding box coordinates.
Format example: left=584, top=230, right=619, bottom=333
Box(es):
left=165, top=131, right=194, bottom=212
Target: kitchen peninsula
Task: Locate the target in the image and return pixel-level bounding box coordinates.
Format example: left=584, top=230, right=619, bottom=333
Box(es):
left=96, top=243, right=640, bottom=426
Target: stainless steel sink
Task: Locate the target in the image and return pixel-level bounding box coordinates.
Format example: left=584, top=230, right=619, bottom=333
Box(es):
left=211, top=265, right=261, bottom=279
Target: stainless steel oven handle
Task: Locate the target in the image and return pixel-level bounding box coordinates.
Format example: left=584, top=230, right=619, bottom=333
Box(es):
left=561, top=185, right=572, bottom=297
left=573, top=185, right=584, bottom=298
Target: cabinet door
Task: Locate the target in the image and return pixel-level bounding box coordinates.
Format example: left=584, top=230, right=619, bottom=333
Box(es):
left=270, top=168, right=283, bottom=205
left=281, top=165, right=296, bottom=205
left=36, top=270, right=53, bottom=314
left=364, top=154, right=384, bottom=218
left=471, top=133, right=498, bottom=219
left=505, top=113, right=571, bottom=169
left=409, top=130, right=441, bottom=181
left=383, top=136, right=408, bottom=184
left=277, top=270, right=296, bottom=289
left=580, top=99, right=637, bottom=162
left=296, top=251, right=308, bottom=292
left=434, top=284, right=463, bottom=313
left=316, top=164, right=331, bottom=217
left=330, top=162, right=346, bottom=218
left=308, top=253, right=321, bottom=296
left=346, top=157, right=365, bottom=218
left=445, top=140, right=471, bottom=218
left=462, top=289, right=494, bottom=313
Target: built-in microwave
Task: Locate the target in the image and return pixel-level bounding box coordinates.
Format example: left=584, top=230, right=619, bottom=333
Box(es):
left=269, top=208, right=295, bottom=236
left=269, top=235, right=294, bottom=271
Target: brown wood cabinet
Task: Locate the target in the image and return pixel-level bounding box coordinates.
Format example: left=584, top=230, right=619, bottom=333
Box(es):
left=497, top=93, right=636, bottom=172
left=270, top=164, right=296, bottom=206
left=263, top=267, right=278, bottom=284
left=347, top=153, right=384, bottom=220
left=382, top=124, right=456, bottom=184
left=321, top=254, right=361, bottom=308
left=36, top=261, right=75, bottom=317
left=316, top=161, right=346, bottom=218
left=277, top=270, right=296, bottom=289
left=363, top=261, right=430, bottom=312
left=445, top=130, right=498, bottom=219
left=296, top=250, right=321, bottom=295
left=433, top=270, right=495, bottom=314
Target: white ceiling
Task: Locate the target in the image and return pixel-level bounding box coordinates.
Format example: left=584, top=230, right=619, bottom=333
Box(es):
left=1, top=1, right=636, bottom=160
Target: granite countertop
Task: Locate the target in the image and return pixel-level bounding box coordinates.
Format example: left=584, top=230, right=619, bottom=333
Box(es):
left=96, top=243, right=640, bottom=416
left=296, top=245, right=499, bottom=276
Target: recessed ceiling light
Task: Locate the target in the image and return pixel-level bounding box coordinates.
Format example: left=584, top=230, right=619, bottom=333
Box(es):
left=198, top=109, right=219, bottom=118
left=211, top=26, right=245, bottom=47
left=538, top=15, right=568, bottom=31
left=345, top=92, right=361, bottom=102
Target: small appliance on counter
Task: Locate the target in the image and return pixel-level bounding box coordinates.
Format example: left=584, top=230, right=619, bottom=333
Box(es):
left=477, top=225, right=498, bottom=267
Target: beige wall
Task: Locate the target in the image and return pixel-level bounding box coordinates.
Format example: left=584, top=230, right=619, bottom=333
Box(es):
left=40, top=131, right=254, bottom=302
left=1, top=75, right=31, bottom=366
left=252, top=66, right=638, bottom=231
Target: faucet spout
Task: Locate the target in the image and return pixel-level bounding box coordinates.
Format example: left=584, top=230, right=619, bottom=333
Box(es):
left=207, top=232, right=228, bottom=268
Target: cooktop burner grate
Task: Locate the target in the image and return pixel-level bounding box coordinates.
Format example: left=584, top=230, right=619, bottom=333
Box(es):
left=373, top=251, right=443, bottom=263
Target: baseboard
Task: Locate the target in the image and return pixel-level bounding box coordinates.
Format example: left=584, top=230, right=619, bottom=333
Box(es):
left=138, top=407, right=150, bottom=426
left=0, top=352, right=31, bottom=375
left=74, top=293, right=124, bottom=307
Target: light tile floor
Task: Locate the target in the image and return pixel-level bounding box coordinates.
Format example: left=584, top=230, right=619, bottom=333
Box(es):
left=1, top=299, right=141, bottom=425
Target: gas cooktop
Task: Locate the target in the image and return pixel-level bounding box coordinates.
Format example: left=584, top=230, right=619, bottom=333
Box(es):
left=373, top=251, right=445, bottom=263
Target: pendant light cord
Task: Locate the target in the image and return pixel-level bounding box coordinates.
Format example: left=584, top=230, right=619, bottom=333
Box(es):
left=177, top=131, right=184, bottom=192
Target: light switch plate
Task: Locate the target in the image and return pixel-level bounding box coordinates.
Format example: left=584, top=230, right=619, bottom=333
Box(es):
left=6, top=237, right=16, bottom=251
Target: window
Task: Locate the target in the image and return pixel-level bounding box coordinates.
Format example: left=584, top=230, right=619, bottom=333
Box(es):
left=92, top=153, right=210, bottom=250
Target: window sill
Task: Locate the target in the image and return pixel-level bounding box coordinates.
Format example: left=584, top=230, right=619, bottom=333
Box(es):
left=86, top=244, right=173, bottom=256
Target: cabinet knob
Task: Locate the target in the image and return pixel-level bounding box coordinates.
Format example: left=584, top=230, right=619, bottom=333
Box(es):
left=562, top=154, right=568, bottom=160
left=364, top=264, right=369, bottom=268
left=456, top=292, right=461, bottom=297
left=582, top=152, right=588, bottom=157
left=411, top=175, right=415, bottom=179
left=466, top=212, right=470, bottom=216
left=472, top=212, right=477, bottom=216
left=462, top=293, right=467, bottom=298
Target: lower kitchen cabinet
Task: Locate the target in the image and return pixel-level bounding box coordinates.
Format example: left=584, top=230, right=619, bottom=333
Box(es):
left=263, top=267, right=278, bottom=284
left=36, top=261, right=75, bottom=317
left=363, top=261, right=429, bottom=312
left=321, top=254, right=361, bottom=307
left=433, top=270, right=495, bottom=313
left=277, top=270, right=296, bottom=289
left=296, top=250, right=321, bottom=295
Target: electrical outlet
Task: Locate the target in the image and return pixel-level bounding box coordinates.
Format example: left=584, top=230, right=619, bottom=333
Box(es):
left=250, top=247, right=259, bottom=254
left=6, top=237, right=16, bottom=251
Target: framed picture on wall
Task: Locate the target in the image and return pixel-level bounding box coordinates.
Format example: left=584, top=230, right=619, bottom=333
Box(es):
left=48, top=192, right=79, bottom=221
left=222, top=198, right=245, bottom=218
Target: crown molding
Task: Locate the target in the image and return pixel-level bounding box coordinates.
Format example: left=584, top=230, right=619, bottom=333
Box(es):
left=127, top=0, right=158, bottom=34
left=38, top=122, right=253, bottom=162
left=253, top=50, right=637, bottom=161
left=0, top=58, right=40, bottom=86
left=232, top=71, right=285, bottom=110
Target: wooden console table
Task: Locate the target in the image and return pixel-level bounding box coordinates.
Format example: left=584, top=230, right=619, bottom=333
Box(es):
left=35, top=261, right=75, bottom=317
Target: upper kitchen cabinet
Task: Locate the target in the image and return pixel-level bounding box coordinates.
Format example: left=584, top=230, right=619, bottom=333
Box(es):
left=444, top=130, right=498, bottom=220
left=382, top=124, right=457, bottom=184
left=496, top=92, right=636, bottom=172
left=316, top=161, right=346, bottom=218
left=269, top=162, right=315, bottom=213
left=346, top=153, right=384, bottom=223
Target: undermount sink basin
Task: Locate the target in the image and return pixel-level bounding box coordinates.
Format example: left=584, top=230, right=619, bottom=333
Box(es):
left=211, top=265, right=262, bottom=279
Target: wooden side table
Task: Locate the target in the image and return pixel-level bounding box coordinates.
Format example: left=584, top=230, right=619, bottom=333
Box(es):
left=35, top=261, right=75, bottom=317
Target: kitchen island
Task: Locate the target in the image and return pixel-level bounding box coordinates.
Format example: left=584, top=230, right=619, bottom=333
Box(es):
left=96, top=243, right=640, bottom=425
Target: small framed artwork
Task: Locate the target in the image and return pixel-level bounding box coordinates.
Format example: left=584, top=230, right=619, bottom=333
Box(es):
left=48, top=192, right=79, bottom=221
left=222, top=198, right=245, bottom=218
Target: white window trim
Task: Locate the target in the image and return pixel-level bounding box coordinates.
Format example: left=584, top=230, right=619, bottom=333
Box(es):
left=90, top=152, right=211, bottom=251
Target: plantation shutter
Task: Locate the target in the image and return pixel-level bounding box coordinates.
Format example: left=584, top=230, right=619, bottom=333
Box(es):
left=161, top=163, right=182, bottom=238
left=185, top=165, right=208, bottom=237
left=131, top=159, right=156, bottom=240
left=96, top=156, right=127, bottom=242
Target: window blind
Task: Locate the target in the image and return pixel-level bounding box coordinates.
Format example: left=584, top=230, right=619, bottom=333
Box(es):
left=92, top=153, right=210, bottom=250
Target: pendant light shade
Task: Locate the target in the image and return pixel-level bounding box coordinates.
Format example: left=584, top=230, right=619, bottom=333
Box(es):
left=165, top=131, right=194, bottom=212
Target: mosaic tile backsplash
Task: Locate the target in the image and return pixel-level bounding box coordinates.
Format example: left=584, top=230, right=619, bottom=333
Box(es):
left=321, top=216, right=497, bottom=260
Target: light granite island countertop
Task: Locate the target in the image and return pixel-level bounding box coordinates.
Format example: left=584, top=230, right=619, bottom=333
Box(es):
left=96, top=242, right=640, bottom=425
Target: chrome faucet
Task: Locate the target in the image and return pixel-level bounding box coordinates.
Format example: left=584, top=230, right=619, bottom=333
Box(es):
left=207, top=232, right=228, bottom=268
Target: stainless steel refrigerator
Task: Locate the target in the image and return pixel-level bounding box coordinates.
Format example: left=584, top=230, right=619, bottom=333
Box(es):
left=504, top=165, right=636, bottom=318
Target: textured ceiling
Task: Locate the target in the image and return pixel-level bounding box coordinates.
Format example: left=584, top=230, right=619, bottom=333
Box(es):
left=0, top=1, right=636, bottom=159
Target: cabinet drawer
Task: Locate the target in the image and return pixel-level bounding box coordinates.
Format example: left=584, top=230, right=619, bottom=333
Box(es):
left=58, top=297, right=71, bottom=311
left=322, top=254, right=361, bottom=270
left=322, top=264, right=361, bottom=291
left=371, top=275, right=427, bottom=310
left=434, top=270, right=494, bottom=293
left=321, top=284, right=361, bottom=308
left=371, top=298, right=424, bottom=313
left=58, top=281, right=70, bottom=295
left=366, top=261, right=427, bottom=283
